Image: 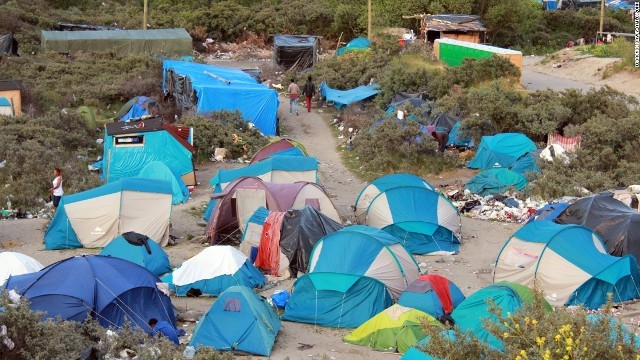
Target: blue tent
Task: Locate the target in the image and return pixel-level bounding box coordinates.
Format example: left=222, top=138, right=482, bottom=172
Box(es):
left=190, top=286, right=281, bottom=356
left=209, top=155, right=319, bottom=189
left=320, top=82, right=380, bottom=109
left=398, top=274, right=466, bottom=319
left=336, top=37, right=371, bottom=56
left=467, top=133, right=537, bottom=170
left=466, top=168, right=528, bottom=196
left=510, top=152, right=541, bottom=175
left=161, top=246, right=264, bottom=297
left=117, top=96, right=155, bottom=122
left=4, top=255, right=176, bottom=331
left=526, top=202, right=570, bottom=223
left=99, top=232, right=171, bottom=276
left=494, top=221, right=640, bottom=309
left=101, top=117, right=196, bottom=186
left=163, top=61, right=279, bottom=135
left=44, top=178, right=173, bottom=250
left=135, top=161, right=189, bottom=204
left=446, top=122, right=472, bottom=147
left=283, top=226, right=419, bottom=328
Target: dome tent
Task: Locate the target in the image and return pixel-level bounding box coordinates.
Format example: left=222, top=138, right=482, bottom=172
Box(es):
left=494, top=221, right=640, bottom=309
left=0, top=252, right=43, bottom=286
left=249, top=137, right=308, bottom=164
left=5, top=255, right=176, bottom=331
left=398, top=274, right=466, bottom=319
left=99, top=232, right=171, bottom=276
left=135, top=161, right=189, bottom=204
left=467, top=133, right=539, bottom=175
left=283, top=226, right=420, bottom=328
left=190, top=286, right=281, bottom=356
left=162, top=246, right=264, bottom=297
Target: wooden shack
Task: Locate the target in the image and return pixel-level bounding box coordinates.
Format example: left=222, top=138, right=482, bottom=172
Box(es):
left=422, top=14, right=487, bottom=44
left=0, top=80, right=24, bottom=116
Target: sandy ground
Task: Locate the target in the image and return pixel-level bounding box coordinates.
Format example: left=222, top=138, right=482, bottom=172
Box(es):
left=2, top=58, right=640, bottom=359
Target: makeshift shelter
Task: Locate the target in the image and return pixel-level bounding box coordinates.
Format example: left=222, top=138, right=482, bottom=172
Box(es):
left=358, top=184, right=461, bottom=255
left=190, top=286, right=282, bottom=356
left=162, top=246, right=264, bottom=297
left=466, top=168, right=528, bottom=196
left=99, top=232, right=171, bottom=276
left=273, top=35, right=318, bottom=70
left=422, top=14, right=487, bottom=43
left=446, top=122, right=472, bottom=147
left=0, top=80, right=23, bottom=116
left=135, top=161, right=189, bottom=204
left=555, top=192, right=640, bottom=262
left=320, top=82, right=380, bottom=109
left=0, top=97, right=13, bottom=116
left=386, top=97, right=430, bottom=116
left=429, top=113, right=461, bottom=133
left=209, top=155, right=318, bottom=191
left=0, top=252, right=43, bottom=286
left=467, top=133, right=538, bottom=174
left=44, top=178, right=173, bottom=250
left=250, top=138, right=308, bottom=164
left=115, top=96, right=157, bottom=122
left=343, top=304, right=443, bottom=354
left=0, top=33, right=19, bottom=57
left=5, top=255, right=176, bottom=331
left=494, top=221, right=640, bottom=308
left=398, top=274, right=466, bottom=319
left=355, top=174, right=434, bottom=222
left=336, top=37, right=371, bottom=56
left=240, top=206, right=344, bottom=276
left=527, top=202, right=570, bottom=223
left=163, top=61, right=279, bottom=135
left=205, top=177, right=341, bottom=244
left=101, top=117, right=196, bottom=186
left=40, top=28, right=192, bottom=55
left=540, top=144, right=569, bottom=164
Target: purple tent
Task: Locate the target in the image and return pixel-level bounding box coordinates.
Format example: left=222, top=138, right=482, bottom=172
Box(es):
left=249, top=138, right=308, bottom=164
left=206, top=176, right=340, bottom=244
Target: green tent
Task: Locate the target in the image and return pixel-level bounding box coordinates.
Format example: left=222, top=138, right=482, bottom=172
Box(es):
left=344, top=304, right=443, bottom=354
left=77, top=106, right=96, bottom=129
left=41, top=28, right=192, bottom=56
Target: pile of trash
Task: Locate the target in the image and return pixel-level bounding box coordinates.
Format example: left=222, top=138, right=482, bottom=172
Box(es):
left=446, top=187, right=550, bottom=223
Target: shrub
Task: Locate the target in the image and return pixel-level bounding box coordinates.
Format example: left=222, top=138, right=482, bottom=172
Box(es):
left=182, top=111, right=269, bottom=162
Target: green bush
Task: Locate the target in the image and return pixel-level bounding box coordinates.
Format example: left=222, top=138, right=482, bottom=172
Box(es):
left=182, top=111, right=269, bottom=162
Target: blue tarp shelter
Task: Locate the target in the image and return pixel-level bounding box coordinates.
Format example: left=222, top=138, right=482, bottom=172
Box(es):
left=4, top=255, right=176, bottom=331
left=99, top=232, right=171, bottom=276
left=466, top=168, right=528, bottom=196
left=116, top=96, right=156, bottom=122
left=337, top=37, right=371, bottom=56
left=190, top=286, right=282, bottom=356
left=135, top=161, right=189, bottom=204
left=101, top=117, right=196, bottom=186
left=163, top=61, right=279, bottom=135
left=320, top=82, right=380, bottom=109
left=467, top=133, right=537, bottom=172
left=494, top=221, right=640, bottom=309
left=44, top=178, right=173, bottom=250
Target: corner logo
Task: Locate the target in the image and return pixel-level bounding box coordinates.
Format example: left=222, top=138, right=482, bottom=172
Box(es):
left=91, top=226, right=105, bottom=235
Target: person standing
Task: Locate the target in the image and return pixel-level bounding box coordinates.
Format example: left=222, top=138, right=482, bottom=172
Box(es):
left=287, top=78, right=300, bottom=116
left=49, top=168, right=63, bottom=210
left=302, top=76, right=316, bottom=113
left=148, top=318, right=179, bottom=345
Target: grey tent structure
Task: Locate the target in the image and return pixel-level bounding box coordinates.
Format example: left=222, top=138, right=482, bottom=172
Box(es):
left=0, top=33, right=18, bottom=57
left=273, top=35, right=318, bottom=70
left=429, top=113, right=461, bottom=133
left=41, top=28, right=192, bottom=56
left=555, top=192, right=640, bottom=262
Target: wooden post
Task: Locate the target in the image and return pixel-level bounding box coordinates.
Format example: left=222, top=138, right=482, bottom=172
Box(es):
left=143, top=0, right=148, bottom=30
left=368, top=0, right=372, bottom=40
left=599, top=0, right=605, bottom=35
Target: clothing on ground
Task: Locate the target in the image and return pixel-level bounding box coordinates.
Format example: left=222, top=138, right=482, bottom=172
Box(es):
left=154, top=321, right=179, bottom=345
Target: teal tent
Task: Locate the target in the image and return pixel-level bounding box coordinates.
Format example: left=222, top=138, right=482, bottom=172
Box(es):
left=99, top=232, right=171, bottom=276
left=466, top=168, right=528, bottom=196
left=135, top=161, right=189, bottom=204
left=467, top=133, right=537, bottom=171
left=190, top=286, right=282, bottom=356
left=337, top=37, right=371, bottom=56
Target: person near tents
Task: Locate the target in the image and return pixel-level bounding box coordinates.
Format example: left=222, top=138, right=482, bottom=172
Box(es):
left=287, top=78, right=300, bottom=116
left=49, top=168, right=63, bottom=210
left=148, top=318, right=179, bottom=345
left=427, top=125, right=448, bottom=154
left=302, top=76, right=315, bottom=113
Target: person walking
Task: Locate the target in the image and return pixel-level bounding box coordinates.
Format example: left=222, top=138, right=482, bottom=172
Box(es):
left=302, top=76, right=316, bottom=112
left=49, top=168, right=63, bottom=211
left=287, top=78, right=300, bottom=116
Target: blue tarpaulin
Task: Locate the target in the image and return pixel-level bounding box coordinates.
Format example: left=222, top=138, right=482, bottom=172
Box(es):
left=163, top=61, right=279, bottom=135
left=320, top=82, right=380, bottom=109
left=337, top=38, right=371, bottom=56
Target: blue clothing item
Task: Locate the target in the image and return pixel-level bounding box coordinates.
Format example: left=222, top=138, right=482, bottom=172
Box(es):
left=289, top=97, right=299, bottom=115
left=155, top=321, right=179, bottom=345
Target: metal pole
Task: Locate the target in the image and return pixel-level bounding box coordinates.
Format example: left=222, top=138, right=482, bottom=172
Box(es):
left=368, top=0, right=372, bottom=40
left=143, top=0, right=148, bottom=30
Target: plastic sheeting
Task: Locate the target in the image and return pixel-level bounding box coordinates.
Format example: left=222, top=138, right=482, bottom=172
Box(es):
left=163, top=61, right=279, bottom=135
left=0, top=33, right=18, bottom=56
left=337, top=37, right=371, bottom=56
left=273, top=34, right=318, bottom=70
left=466, top=169, right=528, bottom=196
left=320, top=82, right=380, bottom=109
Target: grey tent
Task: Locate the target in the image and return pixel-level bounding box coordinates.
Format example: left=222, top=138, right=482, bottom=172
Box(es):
left=429, top=113, right=461, bottom=133
left=555, top=192, right=640, bottom=262
left=273, top=35, right=318, bottom=70
left=0, top=33, right=18, bottom=57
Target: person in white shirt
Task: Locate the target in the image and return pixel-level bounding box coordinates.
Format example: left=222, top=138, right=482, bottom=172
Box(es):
left=287, top=79, right=301, bottom=116
left=49, top=168, right=63, bottom=210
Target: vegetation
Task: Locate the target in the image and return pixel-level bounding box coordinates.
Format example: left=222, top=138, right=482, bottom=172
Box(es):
left=417, top=293, right=640, bottom=359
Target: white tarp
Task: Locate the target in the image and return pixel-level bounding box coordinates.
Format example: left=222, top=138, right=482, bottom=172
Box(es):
left=171, top=246, right=248, bottom=286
